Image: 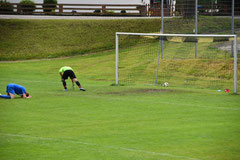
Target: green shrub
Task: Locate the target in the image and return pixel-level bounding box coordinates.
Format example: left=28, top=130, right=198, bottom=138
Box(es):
left=0, top=0, right=13, bottom=13
left=43, top=0, right=57, bottom=13
left=94, top=9, right=101, bottom=13
left=20, top=0, right=35, bottom=13
left=121, top=10, right=126, bottom=14
left=106, top=10, right=114, bottom=14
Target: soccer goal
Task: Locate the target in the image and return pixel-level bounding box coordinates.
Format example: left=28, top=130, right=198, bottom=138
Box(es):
left=115, top=32, right=238, bottom=93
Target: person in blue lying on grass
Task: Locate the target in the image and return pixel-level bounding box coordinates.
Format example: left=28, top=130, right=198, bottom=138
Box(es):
left=0, top=83, right=32, bottom=99
left=59, top=66, right=86, bottom=91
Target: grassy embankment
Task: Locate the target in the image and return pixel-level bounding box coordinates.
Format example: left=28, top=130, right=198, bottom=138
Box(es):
left=0, top=16, right=239, bottom=60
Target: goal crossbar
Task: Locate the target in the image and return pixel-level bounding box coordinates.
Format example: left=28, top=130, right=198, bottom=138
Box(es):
left=115, top=32, right=238, bottom=93
left=116, top=32, right=237, bottom=38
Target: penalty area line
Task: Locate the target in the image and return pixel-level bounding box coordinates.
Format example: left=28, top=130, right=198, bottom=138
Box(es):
left=0, top=132, right=201, bottom=160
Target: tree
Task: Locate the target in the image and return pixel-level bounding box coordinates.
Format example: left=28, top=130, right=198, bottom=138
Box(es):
left=43, top=0, right=57, bottom=13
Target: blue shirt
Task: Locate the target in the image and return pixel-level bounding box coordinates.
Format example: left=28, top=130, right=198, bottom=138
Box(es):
left=6, top=84, right=27, bottom=96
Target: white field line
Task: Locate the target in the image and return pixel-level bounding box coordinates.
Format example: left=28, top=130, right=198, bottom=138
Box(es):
left=0, top=132, right=201, bottom=160
left=141, top=100, right=240, bottom=111
left=0, top=78, right=103, bottom=86
left=0, top=78, right=96, bottom=86
left=0, top=57, right=70, bottom=63
left=0, top=78, right=53, bottom=83
left=0, top=78, right=59, bottom=84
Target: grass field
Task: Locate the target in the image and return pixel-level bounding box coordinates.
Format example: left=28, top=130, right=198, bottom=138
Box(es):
left=1, top=52, right=240, bottom=160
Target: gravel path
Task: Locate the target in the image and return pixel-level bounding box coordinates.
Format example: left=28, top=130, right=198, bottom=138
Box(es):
left=1, top=15, right=239, bottom=20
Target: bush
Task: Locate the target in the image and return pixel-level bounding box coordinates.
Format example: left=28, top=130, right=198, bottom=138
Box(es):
left=106, top=10, right=114, bottom=14
left=0, top=0, right=13, bottom=13
left=121, top=10, right=126, bottom=14
left=94, top=9, right=101, bottom=13
left=43, top=0, right=57, bottom=13
left=20, top=0, right=35, bottom=13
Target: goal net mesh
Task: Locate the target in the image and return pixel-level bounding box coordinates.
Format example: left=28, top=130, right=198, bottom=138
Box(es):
left=117, top=33, right=239, bottom=91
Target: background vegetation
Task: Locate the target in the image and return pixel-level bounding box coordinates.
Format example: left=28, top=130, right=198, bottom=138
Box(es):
left=43, top=0, right=57, bottom=13
left=19, top=0, right=36, bottom=13
left=0, top=0, right=13, bottom=12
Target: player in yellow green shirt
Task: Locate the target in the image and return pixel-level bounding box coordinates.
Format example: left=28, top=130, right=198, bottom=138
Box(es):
left=59, top=66, right=86, bottom=91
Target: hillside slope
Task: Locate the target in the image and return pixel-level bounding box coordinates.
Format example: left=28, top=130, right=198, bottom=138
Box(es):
left=0, top=17, right=239, bottom=60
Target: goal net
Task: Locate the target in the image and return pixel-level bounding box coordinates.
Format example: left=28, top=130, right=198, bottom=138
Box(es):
left=115, top=32, right=238, bottom=93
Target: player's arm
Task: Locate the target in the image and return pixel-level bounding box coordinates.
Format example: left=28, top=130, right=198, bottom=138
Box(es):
left=22, top=93, right=32, bottom=99
left=9, top=93, right=15, bottom=99
left=60, top=72, right=63, bottom=77
left=22, top=93, right=27, bottom=98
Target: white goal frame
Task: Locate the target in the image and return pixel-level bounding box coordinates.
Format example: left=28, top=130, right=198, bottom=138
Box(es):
left=115, top=32, right=238, bottom=93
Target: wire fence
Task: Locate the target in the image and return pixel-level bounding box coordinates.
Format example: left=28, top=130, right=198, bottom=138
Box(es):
left=147, top=0, right=240, bottom=16
left=146, top=0, right=240, bottom=35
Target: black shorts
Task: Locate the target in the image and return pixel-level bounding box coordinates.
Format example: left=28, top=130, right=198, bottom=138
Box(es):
left=62, top=70, right=76, bottom=80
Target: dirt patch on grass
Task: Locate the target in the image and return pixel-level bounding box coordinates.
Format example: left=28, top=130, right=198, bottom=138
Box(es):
left=105, top=92, right=125, bottom=95
left=132, top=89, right=177, bottom=93
left=105, top=88, right=184, bottom=95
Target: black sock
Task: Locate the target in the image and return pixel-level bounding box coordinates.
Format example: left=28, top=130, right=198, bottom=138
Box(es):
left=76, top=81, right=81, bottom=87
left=62, top=80, right=67, bottom=89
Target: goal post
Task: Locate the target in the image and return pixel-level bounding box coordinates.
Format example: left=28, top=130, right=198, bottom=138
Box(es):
left=116, top=32, right=238, bottom=93
left=234, top=35, right=238, bottom=93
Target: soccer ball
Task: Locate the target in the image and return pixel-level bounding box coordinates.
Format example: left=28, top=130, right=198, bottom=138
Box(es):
left=163, top=82, right=169, bottom=87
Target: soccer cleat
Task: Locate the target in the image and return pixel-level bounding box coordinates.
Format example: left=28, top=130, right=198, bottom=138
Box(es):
left=80, top=88, right=86, bottom=91
left=64, top=89, right=68, bottom=91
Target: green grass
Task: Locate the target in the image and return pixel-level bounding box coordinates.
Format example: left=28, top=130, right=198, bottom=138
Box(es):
left=0, top=16, right=240, bottom=160
left=0, top=16, right=239, bottom=61
left=0, top=18, right=161, bottom=60
left=1, top=52, right=240, bottom=160
left=117, top=38, right=240, bottom=89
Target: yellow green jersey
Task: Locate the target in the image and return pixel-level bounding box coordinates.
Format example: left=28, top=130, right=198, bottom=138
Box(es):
left=59, top=66, right=73, bottom=73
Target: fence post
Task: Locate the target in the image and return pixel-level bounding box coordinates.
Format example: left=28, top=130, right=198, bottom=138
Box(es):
left=140, top=5, right=147, bottom=16
left=195, top=0, right=198, bottom=58
left=161, top=0, right=164, bottom=59
left=102, top=5, right=106, bottom=15
left=59, top=4, right=63, bottom=14
left=155, top=0, right=164, bottom=85
left=233, top=35, right=237, bottom=93
left=115, top=33, right=119, bottom=85
left=211, top=0, right=213, bottom=16
left=232, top=0, right=235, bottom=34
left=231, top=0, right=235, bottom=57
left=147, top=4, right=149, bottom=16
left=17, top=4, right=21, bottom=14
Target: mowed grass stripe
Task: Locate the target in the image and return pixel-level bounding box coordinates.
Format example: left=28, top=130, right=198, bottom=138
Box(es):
left=0, top=133, right=201, bottom=160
